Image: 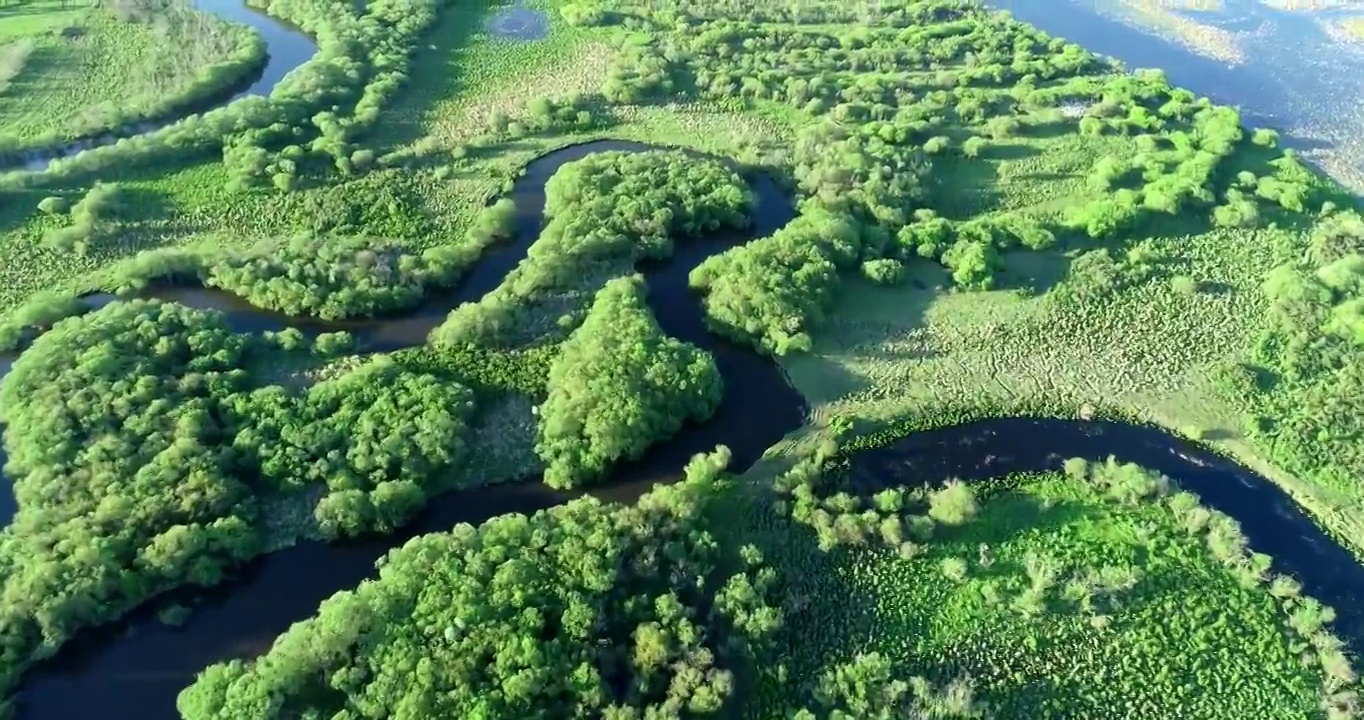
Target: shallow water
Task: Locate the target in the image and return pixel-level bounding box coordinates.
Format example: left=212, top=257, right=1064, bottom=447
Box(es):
left=997, top=0, right=1364, bottom=190
left=0, top=0, right=318, bottom=172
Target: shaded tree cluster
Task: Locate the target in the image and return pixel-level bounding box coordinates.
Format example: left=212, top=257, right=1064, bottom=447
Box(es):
left=432, top=150, right=753, bottom=348
left=178, top=448, right=784, bottom=720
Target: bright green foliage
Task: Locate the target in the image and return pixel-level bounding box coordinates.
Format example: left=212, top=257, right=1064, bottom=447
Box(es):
left=537, top=275, right=722, bottom=489
left=204, top=234, right=476, bottom=320
left=799, top=653, right=985, bottom=719
left=691, top=207, right=861, bottom=355
left=433, top=151, right=752, bottom=348
left=177, top=448, right=784, bottom=720
left=1236, top=208, right=1364, bottom=499
left=234, top=357, right=476, bottom=537
left=0, top=300, right=261, bottom=695
left=750, top=460, right=1332, bottom=719
left=0, top=2, right=263, bottom=151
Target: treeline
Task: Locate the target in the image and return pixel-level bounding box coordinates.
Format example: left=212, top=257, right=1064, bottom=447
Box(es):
left=568, top=0, right=1097, bottom=111
left=6, top=0, right=444, bottom=185
left=431, top=150, right=753, bottom=348
left=537, top=275, right=722, bottom=489
left=234, top=357, right=476, bottom=538
left=0, top=298, right=486, bottom=698
left=690, top=112, right=932, bottom=355
left=1063, top=459, right=1358, bottom=714
left=201, top=202, right=518, bottom=320
left=0, top=301, right=262, bottom=698
left=770, top=425, right=980, bottom=555
left=797, top=653, right=985, bottom=719
left=177, top=447, right=785, bottom=720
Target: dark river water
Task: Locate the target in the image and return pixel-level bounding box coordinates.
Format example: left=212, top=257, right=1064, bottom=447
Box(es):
left=2, top=139, right=1363, bottom=719
left=2, top=0, right=1364, bottom=714
left=0, top=0, right=318, bottom=172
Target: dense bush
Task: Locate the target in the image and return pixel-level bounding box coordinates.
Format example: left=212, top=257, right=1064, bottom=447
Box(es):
left=432, top=151, right=753, bottom=348
left=204, top=234, right=473, bottom=320
left=234, top=357, right=476, bottom=537
left=178, top=448, right=784, bottom=720
left=0, top=301, right=262, bottom=695
left=691, top=207, right=860, bottom=355
left=796, top=653, right=985, bottom=719
left=537, top=276, right=722, bottom=489
left=17, top=0, right=444, bottom=184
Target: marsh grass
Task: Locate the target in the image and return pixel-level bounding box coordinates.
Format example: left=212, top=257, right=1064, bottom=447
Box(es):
left=0, top=2, right=262, bottom=150
left=727, top=460, right=1326, bottom=718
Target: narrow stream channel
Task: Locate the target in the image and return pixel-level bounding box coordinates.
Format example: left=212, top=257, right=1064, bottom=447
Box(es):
left=0, top=0, right=318, bottom=172
left=4, top=140, right=1364, bottom=719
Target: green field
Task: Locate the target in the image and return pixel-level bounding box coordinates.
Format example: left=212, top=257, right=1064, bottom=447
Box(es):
left=0, top=0, right=263, bottom=152
left=733, top=456, right=1337, bottom=719
left=0, top=0, right=1362, bottom=717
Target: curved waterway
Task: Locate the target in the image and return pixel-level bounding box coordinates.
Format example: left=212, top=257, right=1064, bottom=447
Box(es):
left=0, top=0, right=318, bottom=172
left=6, top=140, right=1364, bottom=718
left=996, top=0, right=1364, bottom=191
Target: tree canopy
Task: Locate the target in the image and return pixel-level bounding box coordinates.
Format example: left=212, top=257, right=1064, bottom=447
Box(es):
left=537, top=275, right=722, bottom=489
left=178, top=448, right=783, bottom=720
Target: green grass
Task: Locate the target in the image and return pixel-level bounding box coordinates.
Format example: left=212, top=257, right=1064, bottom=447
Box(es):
left=0, top=1, right=261, bottom=150
left=726, top=463, right=1326, bottom=719
left=777, top=118, right=1364, bottom=556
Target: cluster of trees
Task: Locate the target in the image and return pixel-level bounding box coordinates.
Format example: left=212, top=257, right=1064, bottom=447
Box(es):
left=39, top=181, right=126, bottom=254
left=235, top=357, right=476, bottom=538
left=537, top=275, right=721, bottom=489
left=486, top=93, right=602, bottom=141
left=797, top=653, right=985, bottom=719
left=0, top=301, right=262, bottom=697
left=177, top=448, right=785, bottom=720
left=1231, top=208, right=1364, bottom=511
left=202, top=230, right=489, bottom=320
left=18, top=0, right=442, bottom=185
left=1063, top=459, right=1357, bottom=711
left=432, top=150, right=752, bottom=348
left=769, top=428, right=979, bottom=555
left=0, top=296, right=492, bottom=696
left=570, top=0, right=1097, bottom=112
left=691, top=206, right=860, bottom=355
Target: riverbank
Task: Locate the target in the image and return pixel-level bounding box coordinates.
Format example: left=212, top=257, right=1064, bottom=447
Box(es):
left=0, top=1, right=268, bottom=162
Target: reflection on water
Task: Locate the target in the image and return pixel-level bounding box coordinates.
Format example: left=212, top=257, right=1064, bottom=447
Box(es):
left=0, top=0, right=319, bottom=172
left=997, top=0, right=1364, bottom=191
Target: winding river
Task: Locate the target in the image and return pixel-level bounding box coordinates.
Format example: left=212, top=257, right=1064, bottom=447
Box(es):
left=0, top=0, right=318, bottom=172
left=1, top=140, right=1362, bottom=718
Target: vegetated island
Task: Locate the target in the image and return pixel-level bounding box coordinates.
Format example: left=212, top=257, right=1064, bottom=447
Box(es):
left=0, top=0, right=267, bottom=159
left=0, top=0, right=1361, bottom=718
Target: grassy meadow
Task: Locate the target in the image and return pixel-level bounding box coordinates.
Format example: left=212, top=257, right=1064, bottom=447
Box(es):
left=0, top=0, right=262, bottom=151
left=720, top=459, right=1331, bottom=719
